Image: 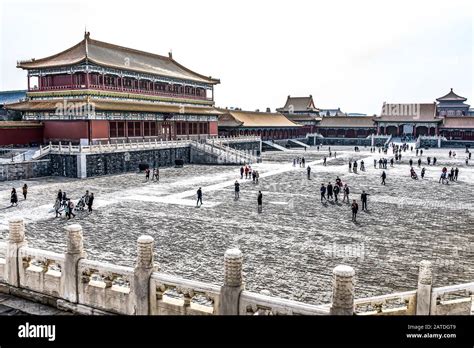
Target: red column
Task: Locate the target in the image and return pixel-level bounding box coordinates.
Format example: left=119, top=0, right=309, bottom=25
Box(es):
left=27, top=75, right=30, bottom=90
left=86, top=72, right=90, bottom=89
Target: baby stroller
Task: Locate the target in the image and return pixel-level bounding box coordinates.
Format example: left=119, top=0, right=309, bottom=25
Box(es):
left=75, top=196, right=86, bottom=211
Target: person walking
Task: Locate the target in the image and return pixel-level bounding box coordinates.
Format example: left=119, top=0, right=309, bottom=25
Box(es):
left=374, top=159, right=377, bottom=168
left=421, top=167, right=426, bottom=179
left=244, top=166, right=249, bottom=179
left=342, top=184, right=350, bottom=203
left=333, top=184, right=340, bottom=203
left=361, top=190, right=370, bottom=211
left=57, top=189, right=63, bottom=202
left=323, top=157, right=327, bottom=166
left=83, top=190, right=90, bottom=209
left=433, top=157, right=437, bottom=166
left=320, top=184, right=327, bottom=202
left=87, top=193, right=94, bottom=212
left=152, top=168, right=159, bottom=181
left=454, top=167, right=459, bottom=181
left=10, top=188, right=18, bottom=207
left=257, top=191, right=263, bottom=213
left=196, top=187, right=203, bottom=207
left=22, top=184, right=28, bottom=200
left=240, top=166, right=244, bottom=179
left=67, top=199, right=76, bottom=219
left=62, top=191, right=68, bottom=207
left=255, top=171, right=259, bottom=184
left=145, top=168, right=150, bottom=181
left=351, top=200, right=359, bottom=222
left=234, top=181, right=240, bottom=200
left=54, top=198, right=62, bottom=218
left=417, top=158, right=422, bottom=167
left=349, top=161, right=352, bottom=172
left=307, top=166, right=311, bottom=179
left=327, top=182, right=333, bottom=200
left=381, top=171, right=386, bottom=185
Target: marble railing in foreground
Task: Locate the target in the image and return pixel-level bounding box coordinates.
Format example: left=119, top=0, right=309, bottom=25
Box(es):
left=0, top=218, right=472, bottom=316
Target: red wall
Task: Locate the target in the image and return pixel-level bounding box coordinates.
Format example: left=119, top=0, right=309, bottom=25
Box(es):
left=209, top=121, right=218, bottom=135
left=0, top=126, right=44, bottom=146
left=90, top=120, right=109, bottom=140
left=44, top=121, right=89, bottom=142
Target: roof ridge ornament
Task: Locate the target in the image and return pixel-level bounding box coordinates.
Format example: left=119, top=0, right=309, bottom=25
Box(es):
left=84, top=30, right=90, bottom=58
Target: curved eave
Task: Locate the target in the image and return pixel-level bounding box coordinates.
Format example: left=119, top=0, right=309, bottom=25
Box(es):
left=17, top=39, right=86, bottom=70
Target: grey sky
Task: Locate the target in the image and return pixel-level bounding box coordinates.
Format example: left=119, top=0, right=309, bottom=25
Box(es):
left=0, top=0, right=472, bottom=114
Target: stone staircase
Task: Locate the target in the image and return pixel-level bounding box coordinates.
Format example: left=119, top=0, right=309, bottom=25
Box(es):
left=193, top=140, right=258, bottom=165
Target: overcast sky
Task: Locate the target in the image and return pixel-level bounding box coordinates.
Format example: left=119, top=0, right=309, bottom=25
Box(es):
left=0, top=0, right=472, bottom=114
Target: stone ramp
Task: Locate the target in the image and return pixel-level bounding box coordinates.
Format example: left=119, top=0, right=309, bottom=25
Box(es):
left=262, top=140, right=287, bottom=151
left=288, top=139, right=310, bottom=148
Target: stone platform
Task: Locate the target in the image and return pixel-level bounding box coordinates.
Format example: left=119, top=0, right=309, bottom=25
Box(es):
left=0, top=145, right=472, bottom=305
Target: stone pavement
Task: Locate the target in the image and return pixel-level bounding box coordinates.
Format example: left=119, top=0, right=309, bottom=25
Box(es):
left=0, top=145, right=472, bottom=305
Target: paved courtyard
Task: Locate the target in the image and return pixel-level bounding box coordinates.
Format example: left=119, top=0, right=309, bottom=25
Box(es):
left=0, top=144, right=473, bottom=305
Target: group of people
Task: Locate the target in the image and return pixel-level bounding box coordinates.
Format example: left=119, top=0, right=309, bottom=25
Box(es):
left=10, top=184, right=28, bottom=207
left=145, top=168, right=160, bottom=181
left=54, top=189, right=94, bottom=219
left=319, top=177, right=350, bottom=203
left=348, top=160, right=364, bottom=173
left=240, top=165, right=260, bottom=183
left=439, top=167, right=459, bottom=184
left=293, top=157, right=306, bottom=167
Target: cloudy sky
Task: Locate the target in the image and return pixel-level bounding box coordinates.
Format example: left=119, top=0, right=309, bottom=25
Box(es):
left=0, top=0, right=472, bottom=114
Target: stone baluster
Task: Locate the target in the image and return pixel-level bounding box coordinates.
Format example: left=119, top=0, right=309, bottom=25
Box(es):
left=61, top=224, right=87, bottom=303
left=330, top=265, right=355, bottom=315
left=416, top=260, right=432, bottom=315
left=5, top=218, right=27, bottom=287
left=219, top=248, right=244, bottom=315
left=133, top=235, right=154, bottom=315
